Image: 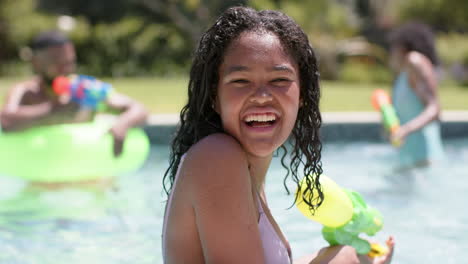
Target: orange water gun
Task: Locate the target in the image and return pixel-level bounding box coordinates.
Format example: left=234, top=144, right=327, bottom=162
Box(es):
left=371, top=89, right=401, bottom=146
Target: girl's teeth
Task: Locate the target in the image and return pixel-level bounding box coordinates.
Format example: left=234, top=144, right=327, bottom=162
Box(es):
left=245, top=114, right=276, bottom=122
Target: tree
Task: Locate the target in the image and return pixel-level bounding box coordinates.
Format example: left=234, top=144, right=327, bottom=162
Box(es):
left=33, top=0, right=250, bottom=75
left=38, top=0, right=248, bottom=50
left=37, top=0, right=131, bottom=25
left=136, top=0, right=247, bottom=48
left=352, top=0, right=393, bottom=47
left=396, top=0, right=468, bottom=32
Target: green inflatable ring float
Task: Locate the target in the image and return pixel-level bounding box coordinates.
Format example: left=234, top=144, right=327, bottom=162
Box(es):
left=0, top=121, right=150, bottom=182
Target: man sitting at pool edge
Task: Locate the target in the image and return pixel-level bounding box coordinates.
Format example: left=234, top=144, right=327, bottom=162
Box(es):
left=0, top=31, right=148, bottom=157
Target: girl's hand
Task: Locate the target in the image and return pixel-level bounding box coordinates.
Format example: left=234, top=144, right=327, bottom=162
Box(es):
left=359, top=236, right=395, bottom=264
left=390, top=127, right=408, bottom=147
left=305, top=245, right=360, bottom=264
left=298, top=236, right=395, bottom=264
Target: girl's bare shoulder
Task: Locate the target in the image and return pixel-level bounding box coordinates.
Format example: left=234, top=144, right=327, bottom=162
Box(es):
left=405, top=51, right=437, bottom=86
left=186, top=133, right=247, bottom=165
left=406, top=51, right=432, bottom=72
left=180, top=133, right=251, bottom=195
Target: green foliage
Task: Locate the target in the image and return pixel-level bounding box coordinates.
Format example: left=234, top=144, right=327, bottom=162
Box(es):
left=1, top=0, right=57, bottom=46
left=0, top=0, right=360, bottom=77
left=0, top=61, right=31, bottom=77
left=2, top=0, right=467, bottom=79
left=437, top=33, right=468, bottom=65
left=339, top=60, right=391, bottom=84
left=37, top=0, right=131, bottom=24
left=71, top=16, right=190, bottom=77
left=435, top=33, right=468, bottom=87
left=253, top=0, right=358, bottom=37
left=396, top=0, right=468, bottom=31
left=309, top=34, right=340, bottom=80
left=251, top=0, right=360, bottom=80
left=249, top=0, right=278, bottom=10
left=0, top=0, right=58, bottom=74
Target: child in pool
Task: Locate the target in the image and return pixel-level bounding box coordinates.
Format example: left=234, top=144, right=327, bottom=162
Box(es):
left=388, top=22, right=445, bottom=169
left=0, top=31, right=148, bottom=157
left=162, top=6, right=394, bottom=264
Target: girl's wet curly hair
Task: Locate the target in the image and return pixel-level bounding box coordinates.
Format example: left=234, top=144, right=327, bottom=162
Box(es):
left=388, top=22, right=439, bottom=65
left=163, top=6, right=324, bottom=212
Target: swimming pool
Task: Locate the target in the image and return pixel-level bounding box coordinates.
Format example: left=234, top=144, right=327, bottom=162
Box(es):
left=0, top=139, right=467, bottom=263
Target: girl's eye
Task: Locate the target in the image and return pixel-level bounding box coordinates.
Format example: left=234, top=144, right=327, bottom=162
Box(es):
left=272, top=78, right=291, bottom=85
left=231, top=79, right=249, bottom=84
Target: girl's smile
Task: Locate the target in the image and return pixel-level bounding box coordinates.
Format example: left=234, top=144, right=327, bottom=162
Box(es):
left=243, top=108, right=279, bottom=132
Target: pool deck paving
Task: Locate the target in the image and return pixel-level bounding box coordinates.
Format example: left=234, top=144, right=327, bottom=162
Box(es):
left=141, top=111, right=468, bottom=144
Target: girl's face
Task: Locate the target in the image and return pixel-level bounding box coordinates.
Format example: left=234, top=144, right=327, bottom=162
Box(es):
left=215, top=31, right=301, bottom=159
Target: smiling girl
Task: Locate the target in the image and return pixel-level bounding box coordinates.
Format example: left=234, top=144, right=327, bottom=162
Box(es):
left=161, top=6, right=393, bottom=264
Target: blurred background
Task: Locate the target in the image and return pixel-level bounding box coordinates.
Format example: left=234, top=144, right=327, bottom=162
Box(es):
left=1, top=0, right=467, bottom=113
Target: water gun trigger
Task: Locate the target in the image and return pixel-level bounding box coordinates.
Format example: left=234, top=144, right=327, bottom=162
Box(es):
left=367, top=242, right=388, bottom=258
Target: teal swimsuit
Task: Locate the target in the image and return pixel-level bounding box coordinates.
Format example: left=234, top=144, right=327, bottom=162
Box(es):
left=393, top=71, right=444, bottom=167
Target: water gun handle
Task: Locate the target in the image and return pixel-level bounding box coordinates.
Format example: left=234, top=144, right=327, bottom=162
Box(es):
left=322, top=230, right=388, bottom=257
left=371, top=89, right=401, bottom=146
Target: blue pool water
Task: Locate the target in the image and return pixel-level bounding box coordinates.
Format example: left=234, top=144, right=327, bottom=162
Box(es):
left=0, top=139, right=467, bottom=263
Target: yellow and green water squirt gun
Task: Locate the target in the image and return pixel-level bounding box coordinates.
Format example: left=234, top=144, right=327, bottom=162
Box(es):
left=296, top=175, right=388, bottom=257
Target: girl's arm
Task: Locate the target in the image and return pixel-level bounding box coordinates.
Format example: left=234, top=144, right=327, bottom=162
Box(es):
left=392, top=51, right=440, bottom=141
left=184, top=133, right=266, bottom=264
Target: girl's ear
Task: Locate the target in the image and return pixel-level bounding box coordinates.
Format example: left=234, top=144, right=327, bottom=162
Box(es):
left=299, top=98, right=304, bottom=108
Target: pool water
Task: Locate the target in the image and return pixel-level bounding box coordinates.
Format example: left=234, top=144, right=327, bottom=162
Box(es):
left=0, top=139, right=467, bottom=264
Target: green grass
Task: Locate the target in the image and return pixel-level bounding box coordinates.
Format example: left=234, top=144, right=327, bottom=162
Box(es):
left=1, top=76, right=467, bottom=113
left=320, top=81, right=468, bottom=111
